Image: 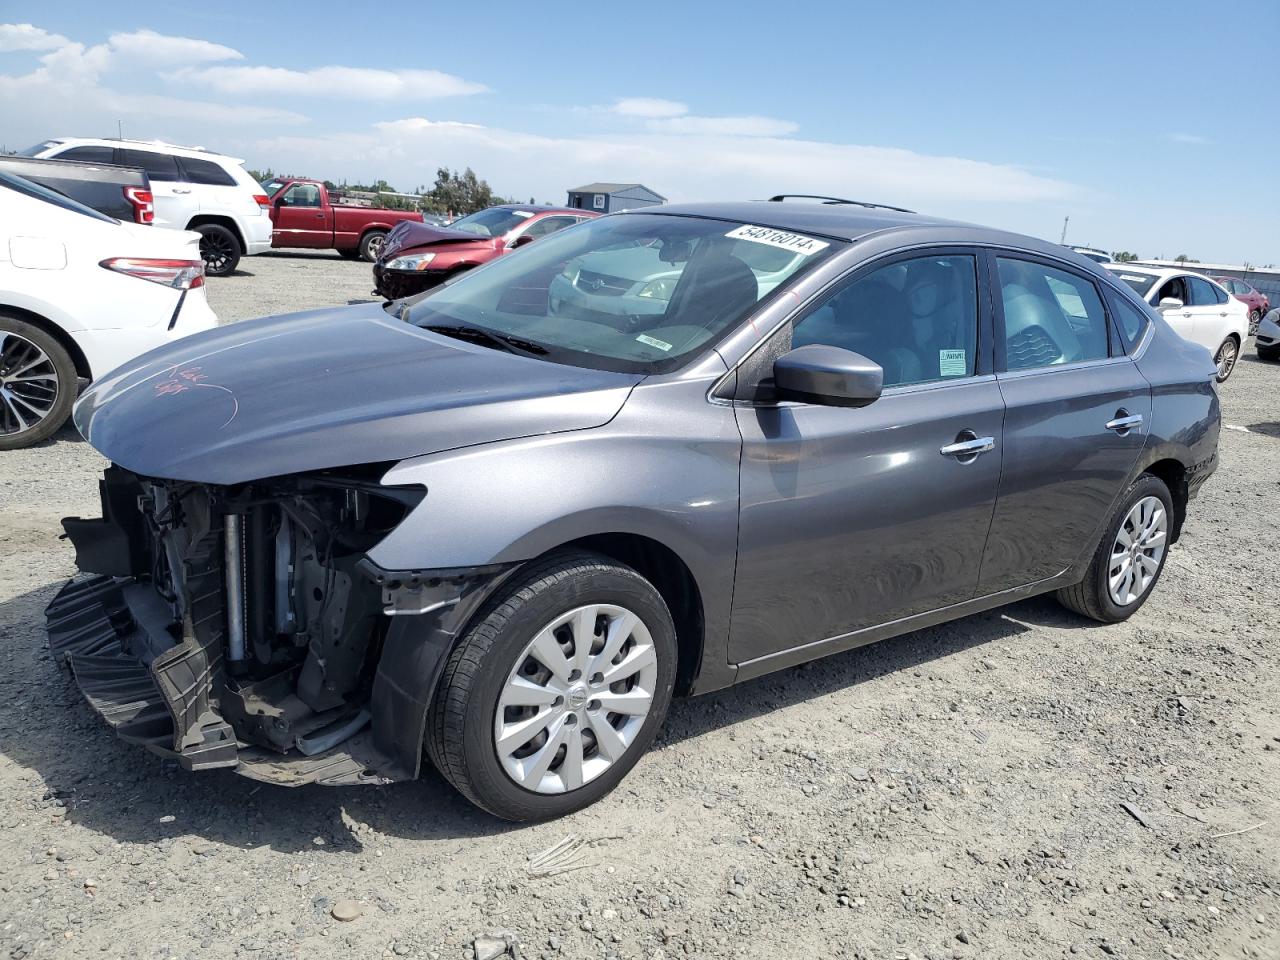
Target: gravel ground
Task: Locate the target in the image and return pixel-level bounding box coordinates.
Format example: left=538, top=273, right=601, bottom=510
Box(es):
left=1, top=252, right=1277, bottom=960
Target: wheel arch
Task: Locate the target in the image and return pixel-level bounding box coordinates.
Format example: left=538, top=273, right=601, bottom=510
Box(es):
left=185, top=215, right=246, bottom=253
left=1140, top=457, right=1189, bottom=543
left=0, top=303, right=92, bottom=379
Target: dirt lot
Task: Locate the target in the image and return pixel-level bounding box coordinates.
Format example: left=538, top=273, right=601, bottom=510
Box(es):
left=1, top=252, right=1277, bottom=960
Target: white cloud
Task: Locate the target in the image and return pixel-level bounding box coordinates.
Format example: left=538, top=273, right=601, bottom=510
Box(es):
left=107, top=28, right=242, bottom=65
left=0, top=23, right=68, bottom=51
left=174, top=64, right=488, bottom=100
left=1168, top=132, right=1208, bottom=145
left=610, top=97, right=688, bottom=118
left=649, top=115, right=798, bottom=137
left=255, top=117, right=1077, bottom=222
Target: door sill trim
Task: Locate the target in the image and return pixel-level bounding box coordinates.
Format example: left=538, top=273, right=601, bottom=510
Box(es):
left=732, top=570, right=1076, bottom=683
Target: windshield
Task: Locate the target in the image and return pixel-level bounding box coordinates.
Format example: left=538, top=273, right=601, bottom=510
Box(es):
left=261, top=179, right=286, bottom=197
left=449, top=207, right=537, bottom=237
left=398, top=213, right=840, bottom=373
left=1106, top=268, right=1157, bottom=298
left=0, top=170, right=116, bottom=223
left=17, top=141, right=59, bottom=157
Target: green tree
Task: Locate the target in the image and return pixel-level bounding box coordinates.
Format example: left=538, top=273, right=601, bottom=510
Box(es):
left=1173, top=253, right=1200, bottom=264
left=1111, top=251, right=1139, bottom=262
left=428, top=166, right=498, bottom=216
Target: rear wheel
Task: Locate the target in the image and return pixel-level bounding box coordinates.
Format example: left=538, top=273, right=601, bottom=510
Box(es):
left=358, top=230, right=388, bottom=262
left=1213, top=336, right=1239, bottom=382
left=0, top=314, right=77, bottom=450
left=426, top=551, right=677, bottom=821
left=195, top=224, right=241, bottom=277
left=1056, top=473, right=1173, bottom=623
left=1248, top=309, right=1262, bottom=335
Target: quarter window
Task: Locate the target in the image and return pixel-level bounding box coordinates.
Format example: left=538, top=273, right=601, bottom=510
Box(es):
left=996, top=258, right=1109, bottom=370
left=792, top=254, right=979, bottom=387
left=179, top=156, right=237, bottom=187
left=1105, top=290, right=1150, bottom=353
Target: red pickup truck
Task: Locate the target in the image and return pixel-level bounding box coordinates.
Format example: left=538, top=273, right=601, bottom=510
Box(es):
left=263, top=178, right=423, bottom=261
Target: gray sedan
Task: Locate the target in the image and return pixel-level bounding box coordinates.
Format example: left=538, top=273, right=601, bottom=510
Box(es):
left=48, top=200, right=1220, bottom=820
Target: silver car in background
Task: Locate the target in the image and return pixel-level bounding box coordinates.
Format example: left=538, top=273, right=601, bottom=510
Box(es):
left=47, top=200, right=1219, bottom=820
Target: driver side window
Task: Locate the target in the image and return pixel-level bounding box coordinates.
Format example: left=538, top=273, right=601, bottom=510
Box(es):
left=283, top=183, right=321, bottom=208
left=791, top=254, right=979, bottom=387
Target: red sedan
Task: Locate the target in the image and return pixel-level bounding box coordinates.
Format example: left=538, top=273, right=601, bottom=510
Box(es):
left=374, top=205, right=598, bottom=299
left=1214, top=276, right=1271, bottom=332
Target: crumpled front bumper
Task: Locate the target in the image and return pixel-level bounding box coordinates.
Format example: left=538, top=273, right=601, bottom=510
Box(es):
left=45, top=575, right=397, bottom=787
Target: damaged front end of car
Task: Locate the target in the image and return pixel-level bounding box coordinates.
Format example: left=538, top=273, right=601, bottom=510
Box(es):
left=46, top=464, right=514, bottom=787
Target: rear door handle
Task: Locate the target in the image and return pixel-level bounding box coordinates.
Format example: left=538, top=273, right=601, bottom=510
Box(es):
left=1106, top=413, right=1143, bottom=433
left=939, top=436, right=995, bottom=459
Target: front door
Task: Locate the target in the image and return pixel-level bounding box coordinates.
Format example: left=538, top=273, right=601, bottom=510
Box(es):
left=728, top=251, right=1004, bottom=664
left=977, top=254, right=1151, bottom=594
left=272, top=183, right=330, bottom=248
left=1152, top=275, right=1199, bottom=343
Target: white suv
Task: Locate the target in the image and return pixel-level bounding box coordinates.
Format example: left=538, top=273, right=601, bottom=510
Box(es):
left=22, top=138, right=273, bottom=277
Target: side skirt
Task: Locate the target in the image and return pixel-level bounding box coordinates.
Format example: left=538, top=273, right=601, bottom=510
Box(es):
left=731, top=570, right=1078, bottom=684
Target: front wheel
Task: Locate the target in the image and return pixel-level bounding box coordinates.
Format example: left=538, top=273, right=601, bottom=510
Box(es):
left=358, top=230, right=387, bottom=262
left=426, top=551, right=677, bottom=821
left=196, top=224, right=242, bottom=277
left=1056, top=474, right=1173, bottom=623
left=1248, top=309, right=1262, bottom=336
left=1213, top=336, right=1240, bottom=382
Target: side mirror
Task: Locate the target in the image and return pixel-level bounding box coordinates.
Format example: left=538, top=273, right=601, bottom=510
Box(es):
left=275, top=195, right=288, bottom=208
left=511, top=234, right=537, bottom=248
left=773, top=344, right=883, bottom=408
left=1158, top=297, right=1184, bottom=311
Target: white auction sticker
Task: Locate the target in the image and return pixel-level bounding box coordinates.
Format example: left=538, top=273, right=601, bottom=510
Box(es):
left=1120, top=274, right=1148, bottom=283
left=939, top=349, right=967, bottom=377
left=636, top=333, right=673, bottom=352
left=725, top=224, right=829, bottom=256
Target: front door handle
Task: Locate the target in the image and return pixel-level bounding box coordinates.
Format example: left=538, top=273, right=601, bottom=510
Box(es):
left=939, top=434, right=995, bottom=460
left=1106, top=412, right=1144, bottom=433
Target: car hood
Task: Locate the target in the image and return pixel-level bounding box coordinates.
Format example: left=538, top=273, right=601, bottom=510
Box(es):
left=74, top=302, right=641, bottom=485
left=381, top=220, right=497, bottom=260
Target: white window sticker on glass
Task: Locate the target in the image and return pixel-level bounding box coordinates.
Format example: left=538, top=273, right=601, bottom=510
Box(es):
left=1120, top=274, right=1148, bottom=283
left=512, top=210, right=535, bottom=219
left=636, top=333, right=672, bottom=352
left=939, top=349, right=967, bottom=377
left=724, top=225, right=830, bottom=256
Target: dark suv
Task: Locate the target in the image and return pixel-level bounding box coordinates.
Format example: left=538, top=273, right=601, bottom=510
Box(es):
left=49, top=199, right=1219, bottom=820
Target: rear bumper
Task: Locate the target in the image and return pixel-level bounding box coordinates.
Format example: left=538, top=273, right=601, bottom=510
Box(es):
left=70, top=291, right=220, bottom=379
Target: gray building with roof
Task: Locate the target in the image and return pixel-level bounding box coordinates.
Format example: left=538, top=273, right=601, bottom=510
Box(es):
left=566, top=183, right=665, bottom=214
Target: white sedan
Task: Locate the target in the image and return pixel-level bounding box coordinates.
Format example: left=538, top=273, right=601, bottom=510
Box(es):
left=1, top=170, right=218, bottom=449
left=1103, top=264, right=1249, bottom=382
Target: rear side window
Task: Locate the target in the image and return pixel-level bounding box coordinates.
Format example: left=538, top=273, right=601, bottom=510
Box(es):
left=179, top=156, right=237, bottom=186
left=1104, top=289, right=1150, bottom=353
left=119, top=149, right=181, bottom=182
left=55, top=145, right=116, bottom=164
left=997, top=257, right=1109, bottom=370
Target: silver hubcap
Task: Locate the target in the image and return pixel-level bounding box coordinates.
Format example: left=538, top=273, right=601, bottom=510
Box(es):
left=1108, top=496, right=1168, bottom=606
left=1216, top=339, right=1237, bottom=380
left=494, top=604, right=657, bottom=794
left=0, top=332, right=59, bottom=437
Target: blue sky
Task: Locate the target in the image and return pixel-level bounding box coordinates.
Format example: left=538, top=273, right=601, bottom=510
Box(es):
left=2, top=0, right=1277, bottom=263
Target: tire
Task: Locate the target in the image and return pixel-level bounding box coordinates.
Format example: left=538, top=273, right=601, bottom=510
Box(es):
left=1056, top=473, right=1174, bottom=623
left=1213, top=335, right=1240, bottom=382
left=426, top=550, right=678, bottom=821
left=337, top=248, right=362, bottom=260
left=0, top=314, right=77, bottom=450
left=195, top=223, right=242, bottom=277
left=1248, top=309, right=1262, bottom=336
left=358, top=230, right=388, bottom=263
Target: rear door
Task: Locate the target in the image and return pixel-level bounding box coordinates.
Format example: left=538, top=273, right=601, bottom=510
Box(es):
left=977, top=253, right=1151, bottom=595
left=178, top=155, right=253, bottom=223
left=271, top=182, right=330, bottom=247
left=118, top=149, right=193, bottom=229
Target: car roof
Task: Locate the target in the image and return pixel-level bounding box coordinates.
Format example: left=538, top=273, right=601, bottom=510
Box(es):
left=46, top=136, right=243, bottom=164
left=629, top=201, right=1079, bottom=260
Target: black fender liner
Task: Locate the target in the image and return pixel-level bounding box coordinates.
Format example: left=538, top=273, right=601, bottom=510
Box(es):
left=359, top=560, right=523, bottom=780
